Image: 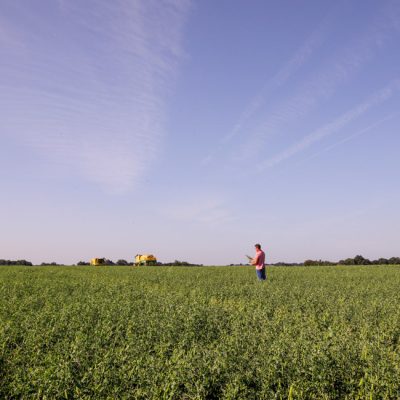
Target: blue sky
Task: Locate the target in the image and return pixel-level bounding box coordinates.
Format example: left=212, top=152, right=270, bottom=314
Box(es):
left=1, top=0, right=399, bottom=265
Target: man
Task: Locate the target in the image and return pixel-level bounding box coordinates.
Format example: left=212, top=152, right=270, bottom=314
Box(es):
left=251, top=243, right=266, bottom=281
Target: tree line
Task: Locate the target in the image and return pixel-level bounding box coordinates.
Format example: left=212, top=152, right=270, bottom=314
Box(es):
left=0, top=259, right=201, bottom=266
left=76, top=259, right=202, bottom=266
left=285, top=255, right=400, bottom=266
left=0, top=259, right=33, bottom=266
left=2, top=255, right=400, bottom=267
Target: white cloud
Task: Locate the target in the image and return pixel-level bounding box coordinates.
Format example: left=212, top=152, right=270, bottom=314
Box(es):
left=225, top=21, right=328, bottom=144
left=201, top=19, right=328, bottom=166
left=260, top=80, right=400, bottom=169
left=0, top=0, right=191, bottom=193
left=303, top=112, right=399, bottom=162
left=234, top=2, right=400, bottom=161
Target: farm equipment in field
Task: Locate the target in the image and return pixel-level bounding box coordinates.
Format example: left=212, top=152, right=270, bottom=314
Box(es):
left=134, top=254, right=157, bottom=266
left=90, top=258, right=106, bottom=266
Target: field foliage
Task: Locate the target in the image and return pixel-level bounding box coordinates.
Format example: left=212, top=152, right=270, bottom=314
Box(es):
left=1, top=265, right=400, bottom=399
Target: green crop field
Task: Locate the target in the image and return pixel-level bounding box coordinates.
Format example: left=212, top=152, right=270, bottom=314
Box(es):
left=1, top=265, right=399, bottom=399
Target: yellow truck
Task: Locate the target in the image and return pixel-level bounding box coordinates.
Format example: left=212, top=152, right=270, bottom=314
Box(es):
left=134, top=254, right=157, bottom=266
left=90, top=258, right=106, bottom=266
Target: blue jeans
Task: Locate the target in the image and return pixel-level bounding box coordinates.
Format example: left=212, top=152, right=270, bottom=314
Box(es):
left=256, top=268, right=266, bottom=281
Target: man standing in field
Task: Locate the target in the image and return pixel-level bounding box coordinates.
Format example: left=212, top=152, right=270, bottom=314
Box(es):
left=251, top=243, right=266, bottom=281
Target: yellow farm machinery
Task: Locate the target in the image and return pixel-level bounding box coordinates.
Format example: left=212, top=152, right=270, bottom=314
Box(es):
left=89, top=254, right=158, bottom=266
left=134, top=254, right=157, bottom=266
left=90, top=258, right=106, bottom=266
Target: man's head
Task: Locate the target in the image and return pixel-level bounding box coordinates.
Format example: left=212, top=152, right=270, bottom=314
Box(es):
left=255, top=243, right=261, bottom=250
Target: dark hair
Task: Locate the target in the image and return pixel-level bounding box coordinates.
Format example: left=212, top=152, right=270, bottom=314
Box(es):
left=255, top=243, right=261, bottom=249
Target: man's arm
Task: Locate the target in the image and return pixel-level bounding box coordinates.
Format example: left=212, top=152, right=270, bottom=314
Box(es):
left=251, top=254, right=259, bottom=266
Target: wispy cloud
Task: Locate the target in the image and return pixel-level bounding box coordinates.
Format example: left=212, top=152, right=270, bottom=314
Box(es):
left=225, top=21, right=328, bottom=144
left=0, top=0, right=191, bottom=193
left=201, top=19, right=328, bottom=166
left=304, top=112, right=399, bottom=162
left=233, top=2, right=400, bottom=162
left=259, top=80, right=400, bottom=169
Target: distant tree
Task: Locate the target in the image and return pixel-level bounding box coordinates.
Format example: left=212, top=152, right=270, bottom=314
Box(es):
left=162, top=260, right=201, bottom=267
left=172, top=260, right=188, bottom=266
left=116, top=259, right=128, bottom=265
left=15, top=260, right=33, bottom=266
left=338, top=258, right=354, bottom=265
left=353, top=255, right=363, bottom=265
left=353, top=255, right=371, bottom=265
left=389, top=257, right=400, bottom=265
left=304, top=259, right=336, bottom=266
left=77, top=261, right=89, bottom=265
left=304, top=259, right=317, bottom=266
left=273, top=262, right=302, bottom=266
